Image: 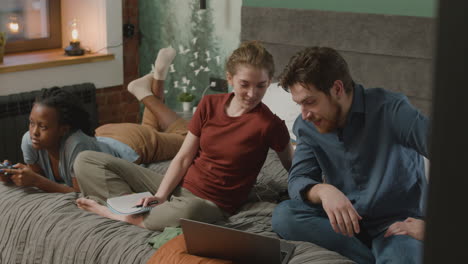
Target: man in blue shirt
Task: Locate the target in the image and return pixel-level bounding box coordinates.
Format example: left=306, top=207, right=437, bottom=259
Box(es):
left=271, top=47, right=429, bottom=263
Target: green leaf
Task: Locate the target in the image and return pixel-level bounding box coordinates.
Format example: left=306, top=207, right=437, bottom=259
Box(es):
left=177, top=92, right=195, bottom=102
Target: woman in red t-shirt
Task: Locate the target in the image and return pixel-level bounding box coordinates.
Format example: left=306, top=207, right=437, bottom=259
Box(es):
left=75, top=41, right=294, bottom=231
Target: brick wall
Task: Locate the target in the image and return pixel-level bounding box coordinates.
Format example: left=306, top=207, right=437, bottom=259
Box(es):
left=96, top=0, right=140, bottom=125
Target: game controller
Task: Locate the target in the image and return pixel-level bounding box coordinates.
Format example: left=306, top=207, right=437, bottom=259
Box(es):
left=0, top=163, right=14, bottom=176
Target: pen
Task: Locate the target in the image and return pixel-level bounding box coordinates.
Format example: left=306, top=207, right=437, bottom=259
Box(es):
left=132, top=200, right=159, bottom=208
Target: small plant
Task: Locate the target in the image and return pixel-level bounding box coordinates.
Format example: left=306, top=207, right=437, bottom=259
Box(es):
left=177, top=92, right=195, bottom=102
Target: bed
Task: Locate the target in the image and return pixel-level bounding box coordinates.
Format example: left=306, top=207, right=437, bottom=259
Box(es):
left=0, top=84, right=428, bottom=263
left=0, top=148, right=352, bottom=264
left=0, top=6, right=434, bottom=264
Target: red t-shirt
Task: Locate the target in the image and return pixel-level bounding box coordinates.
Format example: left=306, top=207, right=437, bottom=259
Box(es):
left=182, top=93, right=290, bottom=214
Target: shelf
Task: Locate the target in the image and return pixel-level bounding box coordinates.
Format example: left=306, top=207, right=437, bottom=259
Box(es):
left=0, top=49, right=115, bottom=74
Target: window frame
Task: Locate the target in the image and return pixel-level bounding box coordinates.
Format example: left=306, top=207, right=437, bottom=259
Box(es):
left=5, top=0, right=61, bottom=54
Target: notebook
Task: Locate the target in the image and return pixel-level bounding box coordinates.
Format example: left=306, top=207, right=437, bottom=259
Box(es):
left=106, top=192, right=153, bottom=215
left=180, top=218, right=295, bottom=264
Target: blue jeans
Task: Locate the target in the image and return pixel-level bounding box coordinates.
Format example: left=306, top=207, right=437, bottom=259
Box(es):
left=272, top=200, right=423, bottom=264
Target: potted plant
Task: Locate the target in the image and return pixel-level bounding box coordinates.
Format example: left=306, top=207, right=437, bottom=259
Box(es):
left=178, top=92, right=195, bottom=112
left=0, top=32, right=5, bottom=64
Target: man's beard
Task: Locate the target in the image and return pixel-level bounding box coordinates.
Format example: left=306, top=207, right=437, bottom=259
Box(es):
left=313, top=102, right=342, bottom=134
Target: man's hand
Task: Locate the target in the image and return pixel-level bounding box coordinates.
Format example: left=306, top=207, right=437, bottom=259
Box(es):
left=4, top=163, right=41, bottom=187
left=313, top=184, right=362, bottom=237
left=384, top=217, right=425, bottom=241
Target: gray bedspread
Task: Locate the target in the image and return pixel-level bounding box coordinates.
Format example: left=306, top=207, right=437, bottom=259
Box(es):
left=0, top=151, right=353, bottom=264
left=0, top=183, right=157, bottom=264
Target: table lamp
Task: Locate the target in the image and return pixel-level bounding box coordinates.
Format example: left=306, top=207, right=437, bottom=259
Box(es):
left=64, top=19, right=84, bottom=56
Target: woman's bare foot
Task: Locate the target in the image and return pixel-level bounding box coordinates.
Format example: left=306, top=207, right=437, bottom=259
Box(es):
left=76, top=197, right=146, bottom=228
left=76, top=197, right=111, bottom=216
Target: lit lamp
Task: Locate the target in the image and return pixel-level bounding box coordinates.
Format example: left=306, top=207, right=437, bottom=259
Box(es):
left=64, top=19, right=84, bottom=56
left=8, top=17, right=20, bottom=34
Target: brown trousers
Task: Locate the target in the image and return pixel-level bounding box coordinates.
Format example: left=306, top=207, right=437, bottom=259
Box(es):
left=95, top=108, right=188, bottom=164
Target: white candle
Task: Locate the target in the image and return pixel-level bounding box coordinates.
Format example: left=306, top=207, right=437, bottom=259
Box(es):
left=71, top=28, right=79, bottom=42
left=9, top=22, right=19, bottom=33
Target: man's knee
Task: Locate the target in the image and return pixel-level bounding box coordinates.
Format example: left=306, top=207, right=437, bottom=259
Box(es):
left=272, top=200, right=302, bottom=236
left=374, top=235, right=423, bottom=264
left=273, top=200, right=292, bottom=222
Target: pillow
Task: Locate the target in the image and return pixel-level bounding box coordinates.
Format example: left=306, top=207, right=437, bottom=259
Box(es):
left=147, top=234, right=234, bottom=264
left=248, top=150, right=289, bottom=203
left=262, top=83, right=301, bottom=141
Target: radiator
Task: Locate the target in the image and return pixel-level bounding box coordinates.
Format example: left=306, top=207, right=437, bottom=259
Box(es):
left=0, top=83, right=98, bottom=164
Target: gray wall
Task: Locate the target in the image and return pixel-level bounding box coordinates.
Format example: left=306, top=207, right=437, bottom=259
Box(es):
left=241, top=7, right=435, bottom=116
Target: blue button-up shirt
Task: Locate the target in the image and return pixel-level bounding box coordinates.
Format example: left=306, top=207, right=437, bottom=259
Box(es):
left=289, top=84, right=429, bottom=219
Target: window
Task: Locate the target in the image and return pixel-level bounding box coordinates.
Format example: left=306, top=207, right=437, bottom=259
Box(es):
left=0, top=0, right=61, bottom=54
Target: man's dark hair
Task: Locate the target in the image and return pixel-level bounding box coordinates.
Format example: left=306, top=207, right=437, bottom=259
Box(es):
left=279, top=47, right=354, bottom=94
left=35, top=87, right=94, bottom=136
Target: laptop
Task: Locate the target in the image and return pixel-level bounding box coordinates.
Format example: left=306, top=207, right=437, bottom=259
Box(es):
left=180, top=218, right=295, bottom=264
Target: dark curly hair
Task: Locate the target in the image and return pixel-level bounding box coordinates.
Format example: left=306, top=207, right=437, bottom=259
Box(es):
left=34, top=87, right=93, bottom=136
left=279, top=47, right=354, bottom=94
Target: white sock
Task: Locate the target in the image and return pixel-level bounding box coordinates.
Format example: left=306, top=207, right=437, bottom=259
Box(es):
left=153, top=46, right=176, bottom=80
left=127, top=73, right=153, bottom=101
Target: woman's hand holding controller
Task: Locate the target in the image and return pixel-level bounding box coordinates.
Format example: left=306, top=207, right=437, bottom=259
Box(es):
left=2, top=163, right=41, bottom=187
left=0, top=160, right=14, bottom=182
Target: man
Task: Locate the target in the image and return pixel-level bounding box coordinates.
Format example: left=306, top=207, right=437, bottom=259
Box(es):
left=271, top=47, right=429, bottom=263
